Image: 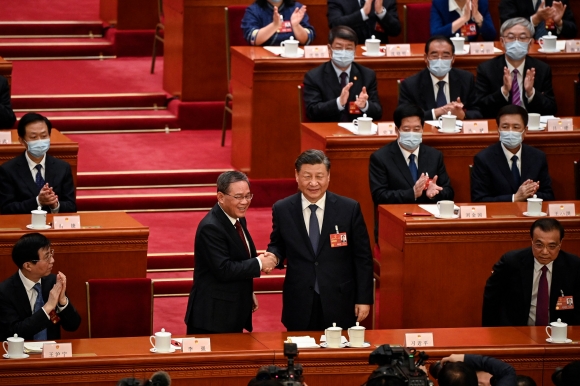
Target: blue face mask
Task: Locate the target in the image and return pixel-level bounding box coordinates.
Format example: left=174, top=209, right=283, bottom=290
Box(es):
left=331, top=49, right=355, bottom=68
left=398, top=131, right=422, bottom=151
left=504, top=41, right=529, bottom=61
left=499, top=131, right=523, bottom=149
left=428, top=59, right=453, bottom=78
left=25, top=139, right=50, bottom=158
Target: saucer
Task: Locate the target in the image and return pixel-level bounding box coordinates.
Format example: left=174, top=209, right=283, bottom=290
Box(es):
left=435, top=214, right=459, bottom=219
left=280, top=53, right=304, bottom=58
left=362, top=51, right=384, bottom=57
left=26, top=224, right=51, bottom=230
left=3, top=353, right=29, bottom=359
left=437, top=128, right=461, bottom=133
left=527, top=127, right=545, bottom=131
left=150, top=347, right=176, bottom=354
left=319, top=342, right=347, bottom=348
left=523, top=212, right=547, bottom=217
left=538, top=48, right=562, bottom=53
left=546, top=338, right=572, bottom=343
left=344, top=342, right=371, bottom=348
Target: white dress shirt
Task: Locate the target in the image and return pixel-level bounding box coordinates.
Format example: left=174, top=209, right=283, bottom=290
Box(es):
left=430, top=72, right=450, bottom=119
left=301, top=193, right=326, bottom=235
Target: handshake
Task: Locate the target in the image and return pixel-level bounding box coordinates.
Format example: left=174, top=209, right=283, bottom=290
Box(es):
left=258, top=251, right=278, bottom=274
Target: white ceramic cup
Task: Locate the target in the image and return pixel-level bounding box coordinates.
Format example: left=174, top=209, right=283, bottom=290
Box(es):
left=325, top=323, right=342, bottom=348
left=539, top=33, right=557, bottom=52
left=31, top=208, right=47, bottom=228
left=546, top=319, right=568, bottom=342
left=280, top=37, right=299, bottom=57
left=437, top=200, right=455, bottom=218
left=438, top=113, right=457, bottom=132
left=527, top=195, right=543, bottom=215
left=528, top=113, right=541, bottom=130
left=353, top=114, right=373, bottom=134
left=450, top=34, right=465, bottom=53
left=365, top=35, right=381, bottom=55
left=150, top=328, right=171, bottom=353
left=348, top=322, right=365, bottom=347
left=3, top=334, right=25, bottom=358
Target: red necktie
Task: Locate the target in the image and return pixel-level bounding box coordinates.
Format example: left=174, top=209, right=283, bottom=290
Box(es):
left=536, top=265, right=549, bottom=326
left=234, top=220, right=251, bottom=258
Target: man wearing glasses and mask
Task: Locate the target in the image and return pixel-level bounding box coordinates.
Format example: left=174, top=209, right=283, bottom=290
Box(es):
left=483, top=218, right=580, bottom=327
left=474, top=17, right=557, bottom=119
left=0, top=233, right=81, bottom=341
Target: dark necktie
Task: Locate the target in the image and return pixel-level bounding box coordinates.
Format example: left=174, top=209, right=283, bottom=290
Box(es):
left=308, top=204, right=320, bottom=293
left=33, top=283, right=48, bottom=341
left=511, top=69, right=521, bottom=107
left=436, top=80, right=447, bottom=107
left=511, top=155, right=520, bottom=187
left=339, top=72, right=350, bottom=122
left=408, top=154, right=418, bottom=183
left=35, top=164, right=45, bottom=190
left=234, top=220, right=251, bottom=258
left=536, top=265, right=549, bottom=326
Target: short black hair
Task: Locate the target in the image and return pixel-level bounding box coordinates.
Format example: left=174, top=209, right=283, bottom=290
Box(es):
left=530, top=218, right=565, bottom=241
left=216, top=171, right=250, bottom=194
left=496, top=105, right=528, bottom=127
left=561, top=360, right=580, bottom=386
left=393, top=104, right=425, bottom=129
left=12, top=233, right=51, bottom=268
left=516, top=375, right=537, bottom=386
left=328, top=25, right=358, bottom=45
left=424, top=35, right=455, bottom=55
left=437, top=362, right=478, bottom=386
left=255, top=0, right=296, bottom=7
left=17, top=112, right=52, bottom=138
left=295, top=149, right=330, bottom=172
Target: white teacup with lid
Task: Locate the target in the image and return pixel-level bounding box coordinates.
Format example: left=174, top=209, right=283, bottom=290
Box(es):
left=365, top=35, right=381, bottom=56
left=353, top=114, right=373, bottom=134
left=450, top=33, right=465, bottom=53
left=280, top=36, right=299, bottom=57
left=438, top=111, right=457, bottom=132
left=539, top=31, right=558, bottom=52
left=150, top=328, right=171, bottom=353
left=31, top=206, right=47, bottom=229
left=348, top=322, right=366, bottom=347
left=527, top=194, right=543, bottom=215
left=325, top=322, right=342, bottom=348
left=3, top=334, right=25, bottom=358
left=546, top=318, right=568, bottom=343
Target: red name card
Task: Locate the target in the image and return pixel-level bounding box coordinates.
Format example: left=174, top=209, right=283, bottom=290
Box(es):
left=42, top=343, right=72, bottom=358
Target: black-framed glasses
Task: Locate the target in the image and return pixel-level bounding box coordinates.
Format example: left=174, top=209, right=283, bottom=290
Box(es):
left=532, top=242, right=560, bottom=252
left=31, top=248, right=54, bottom=263
left=223, top=193, right=254, bottom=201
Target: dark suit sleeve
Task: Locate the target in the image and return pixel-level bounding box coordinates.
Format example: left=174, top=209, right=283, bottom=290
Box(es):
left=0, top=292, right=50, bottom=341
left=0, top=165, right=39, bottom=214
left=430, top=0, right=453, bottom=37
left=364, top=69, right=383, bottom=121
left=369, top=150, right=416, bottom=204
left=56, top=162, right=77, bottom=213
left=267, top=203, right=286, bottom=268
left=0, top=76, right=15, bottom=129
left=463, top=73, right=483, bottom=119
left=482, top=254, right=510, bottom=327
left=350, top=202, right=374, bottom=305
left=559, top=0, right=577, bottom=39
left=376, top=0, right=401, bottom=38
left=534, top=153, right=555, bottom=201
left=478, top=0, right=497, bottom=41
left=303, top=69, right=340, bottom=122
left=398, top=78, right=434, bottom=121
left=525, top=64, right=557, bottom=116
left=327, top=0, right=364, bottom=28
left=57, top=296, right=81, bottom=333
left=431, top=152, right=454, bottom=201
left=498, top=0, right=519, bottom=24
left=464, top=355, right=517, bottom=386
left=471, top=151, right=511, bottom=202
left=474, top=62, right=509, bottom=119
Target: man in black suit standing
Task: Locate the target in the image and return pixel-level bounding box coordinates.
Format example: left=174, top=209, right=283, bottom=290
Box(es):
left=483, top=218, right=580, bottom=326
left=303, top=25, right=382, bottom=122
left=0, top=113, right=76, bottom=214
left=399, top=35, right=481, bottom=121
left=267, top=150, right=374, bottom=331
left=327, top=0, right=401, bottom=44
left=499, top=0, right=577, bottom=39
left=185, top=171, right=277, bottom=334
left=474, top=17, right=557, bottom=119
left=0, top=75, right=16, bottom=129
left=471, top=105, right=554, bottom=202
left=0, top=233, right=81, bottom=341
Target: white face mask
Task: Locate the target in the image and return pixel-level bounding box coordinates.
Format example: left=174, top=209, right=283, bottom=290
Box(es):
left=499, top=130, right=523, bottom=149
left=428, top=59, right=452, bottom=77
left=398, top=131, right=422, bottom=151
left=331, top=49, right=355, bottom=68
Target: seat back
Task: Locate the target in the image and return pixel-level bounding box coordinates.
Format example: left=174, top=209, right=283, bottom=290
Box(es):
left=86, top=278, right=153, bottom=338
left=298, top=84, right=309, bottom=123
left=157, top=0, right=164, bottom=25
left=403, top=4, right=432, bottom=43
left=575, top=160, right=580, bottom=200
left=225, top=5, right=249, bottom=82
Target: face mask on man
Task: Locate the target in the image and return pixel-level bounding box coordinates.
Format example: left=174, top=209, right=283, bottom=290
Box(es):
left=504, top=41, right=529, bottom=61
left=398, top=131, right=422, bottom=151
left=331, top=49, right=355, bottom=68
left=25, top=139, right=50, bottom=158
left=499, top=130, right=523, bottom=149
left=428, top=59, right=452, bottom=77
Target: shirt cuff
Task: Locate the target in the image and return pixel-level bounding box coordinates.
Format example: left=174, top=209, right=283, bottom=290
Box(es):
left=56, top=297, right=69, bottom=312
left=431, top=109, right=437, bottom=120
left=50, top=201, right=60, bottom=214
left=337, top=97, right=345, bottom=111
left=361, top=101, right=369, bottom=112
left=526, top=88, right=535, bottom=102
left=256, top=257, right=262, bottom=270
left=512, top=194, right=515, bottom=202
left=530, top=16, right=537, bottom=27
left=501, top=87, right=509, bottom=101
left=41, top=307, right=50, bottom=320
left=360, top=8, right=369, bottom=21
left=376, top=7, right=387, bottom=19
left=36, top=196, right=40, bottom=207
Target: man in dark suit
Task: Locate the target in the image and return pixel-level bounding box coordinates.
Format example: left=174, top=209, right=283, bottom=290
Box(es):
left=474, top=17, right=557, bottom=119
left=185, top=171, right=277, bottom=334
left=499, top=0, right=577, bottom=39
left=483, top=219, right=580, bottom=326
left=0, top=233, right=81, bottom=341
left=267, top=150, right=374, bottom=331
left=471, top=105, right=554, bottom=202
left=439, top=354, right=516, bottom=386
left=399, top=35, right=481, bottom=121
left=303, top=25, right=382, bottom=122
left=0, top=75, right=16, bottom=129
left=0, top=113, right=76, bottom=214
left=327, top=0, right=401, bottom=44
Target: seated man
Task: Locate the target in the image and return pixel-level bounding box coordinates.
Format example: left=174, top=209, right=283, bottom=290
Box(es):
left=482, top=218, right=580, bottom=327
left=399, top=35, right=482, bottom=121
left=369, top=104, right=454, bottom=239
left=436, top=354, right=516, bottom=386
left=327, top=0, right=401, bottom=44
left=471, top=105, right=554, bottom=202
left=0, top=75, right=16, bottom=129
left=0, top=233, right=81, bottom=341
left=303, top=25, right=382, bottom=122
left=499, top=0, right=577, bottom=39
left=474, top=17, right=557, bottom=119
left=0, top=112, right=76, bottom=214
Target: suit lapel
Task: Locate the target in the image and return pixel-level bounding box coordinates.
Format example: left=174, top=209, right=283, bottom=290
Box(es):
left=323, top=62, right=342, bottom=99
left=44, top=155, right=54, bottom=187
left=349, top=64, right=363, bottom=100
left=551, top=252, right=565, bottom=305
left=449, top=69, right=461, bottom=102
left=318, top=192, right=339, bottom=256
left=213, top=204, right=248, bottom=259
left=16, top=154, right=40, bottom=197
left=491, top=143, right=518, bottom=192
left=12, top=273, right=33, bottom=317
left=521, top=250, right=535, bottom=311
left=419, top=69, right=437, bottom=110
left=519, top=145, right=533, bottom=181
left=290, top=194, right=317, bottom=257
left=390, top=142, right=415, bottom=187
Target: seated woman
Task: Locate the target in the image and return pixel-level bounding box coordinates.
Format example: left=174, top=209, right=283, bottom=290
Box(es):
left=241, top=0, right=315, bottom=46
left=430, top=0, right=496, bottom=42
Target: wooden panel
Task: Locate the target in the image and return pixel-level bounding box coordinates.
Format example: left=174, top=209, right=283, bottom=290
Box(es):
left=99, top=0, right=158, bottom=29
left=99, top=0, right=118, bottom=25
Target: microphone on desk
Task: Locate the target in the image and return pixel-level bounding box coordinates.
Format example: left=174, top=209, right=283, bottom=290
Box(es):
left=149, top=371, right=171, bottom=386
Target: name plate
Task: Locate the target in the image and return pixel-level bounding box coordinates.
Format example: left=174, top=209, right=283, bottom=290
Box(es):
left=53, top=215, right=81, bottom=229
left=377, top=122, right=397, bottom=136
left=548, top=203, right=576, bottom=217
left=470, top=42, right=495, bottom=55
left=405, top=333, right=434, bottom=347
left=0, top=131, right=11, bottom=144
left=304, top=45, right=329, bottom=58
left=181, top=337, right=211, bottom=352
left=460, top=205, right=487, bottom=218
left=565, top=40, right=580, bottom=53
left=42, top=343, right=72, bottom=358
left=386, top=44, right=411, bottom=57
left=547, top=118, right=574, bottom=131
left=463, top=121, right=489, bottom=133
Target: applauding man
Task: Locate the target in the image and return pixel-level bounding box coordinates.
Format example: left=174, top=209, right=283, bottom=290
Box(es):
left=499, top=0, right=577, bottom=39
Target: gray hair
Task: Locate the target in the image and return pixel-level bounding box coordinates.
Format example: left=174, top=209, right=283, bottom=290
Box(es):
left=500, top=17, right=535, bottom=38
left=216, top=171, right=249, bottom=194
left=295, top=149, right=331, bottom=172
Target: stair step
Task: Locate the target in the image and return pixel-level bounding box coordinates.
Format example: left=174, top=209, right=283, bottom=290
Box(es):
left=0, top=21, right=104, bottom=36
left=152, top=276, right=285, bottom=296
left=77, top=191, right=216, bottom=211
left=77, top=169, right=228, bottom=188
left=0, top=38, right=114, bottom=58
left=12, top=93, right=169, bottom=110
left=78, top=186, right=216, bottom=195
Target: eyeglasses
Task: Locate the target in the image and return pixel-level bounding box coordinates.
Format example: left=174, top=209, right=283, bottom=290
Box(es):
left=532, top=242, right=560, bottom=252
left=31, top=248, right=54, bottom=263
left=223, top=193, right=254, bottom=201
left=502, top=34, right=532, bottom=43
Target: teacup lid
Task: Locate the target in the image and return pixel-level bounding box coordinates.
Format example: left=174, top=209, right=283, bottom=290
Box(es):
left=359, top=113, right=372, bottom=121
left=451, top=33, right=464, bottom=40
left=32, top=206, right=46, bottom=214
left=327, top=322, right=342, bottom=331
left=543, top=31, right=556, bottom=38
left=285, top=36, right=297, bottom=43
left=8, top=333, right=23, bottom=342
left=350, top=322, right=365, bottom=330
left=156, top=328, right=171, bottom=336
left=366, top=35, right=380, bottom=43
left=528, top=194, right=542, bottom=201
left=551, top=318, right=567, bottom=327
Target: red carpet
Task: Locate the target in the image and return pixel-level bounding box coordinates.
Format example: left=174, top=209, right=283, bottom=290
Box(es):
left=1, top=0, right=100, bottom=21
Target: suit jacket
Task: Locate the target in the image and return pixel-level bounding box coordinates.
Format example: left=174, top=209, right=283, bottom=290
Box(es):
left=0, top=272, right=81, bottom=341
left=0, top=153, right=77, bottom=214
left=327, top=0, right=401, bottom=44
left=185, top=203, right=261, bottom=333
left=430, top=0, right=496, bottom=41
left=474, top=55, right=557, bottom=119
left=464, top=355, right=516, bottom=386
left=499, top=0, right=577, bottom=39
left=304, top=61, right=382, bottom=122
left=0, top=76, right=15, bottom=129
left=482, top=247, right=580, bottom=327
left=471, top=142, right=554, bottom=202
left=267, top=191, right=374, bottom=331
left=398, top=68, right=482, bottom=120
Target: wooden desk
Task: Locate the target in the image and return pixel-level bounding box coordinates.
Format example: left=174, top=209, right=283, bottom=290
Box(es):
left=0, top=212, right=148, bottom=339
left=0, top=129, right=79, bottom=187
left=301, top=119, right=580, bottom=245
left=231, top=44, right=580, bottom=178
left=377, top=202, right=580, bottom=330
